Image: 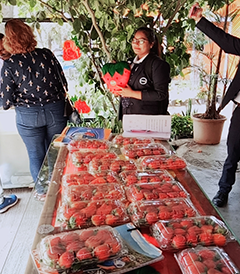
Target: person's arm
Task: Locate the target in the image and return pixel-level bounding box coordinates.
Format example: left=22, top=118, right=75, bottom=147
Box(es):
left=0, top=63, right=16, bottom=110
left=189, top=3, right=240, bottom=56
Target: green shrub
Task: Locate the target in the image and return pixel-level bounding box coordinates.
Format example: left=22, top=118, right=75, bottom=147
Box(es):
left=171, top=114, right=193, bottom=140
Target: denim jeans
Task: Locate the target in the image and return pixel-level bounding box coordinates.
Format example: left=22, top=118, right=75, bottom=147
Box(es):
left=15, top=100, right=67, bottom=182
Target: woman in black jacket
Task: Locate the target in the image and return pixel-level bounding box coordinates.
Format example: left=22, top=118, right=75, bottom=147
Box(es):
left=118, top=27, right=171, bottom=119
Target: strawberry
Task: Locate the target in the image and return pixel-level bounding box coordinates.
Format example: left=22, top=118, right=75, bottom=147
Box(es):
left=172, top=235, right=186, bottom=249
left=96, top=229, right=113, bottom=242
left=187, top=261, right=207, bottom=274
left=158, top=211, right=172, bottom=220
left=69, top=213, right=87, bottom=228
left=105, top=238, right=121, bottom=254
left=71, top=201, right=88, bottom=210
left=85, top=235, right=103, bottom=248
left=187, top=225, right=202, bottom=235
left=94, top=244, right=111, bottom=261
left=181, top=252, right=199, bottom=266
left=199, top=232, right=213, bottom=245
left=161, top=227, right=174, bottom=240
left=91, top=215, right=105, bottom=226
left=221, top=266, right=233, bottom=274
left=76, top=247, right=93, bottom=260
left=96, top=203, right=113, bottom=215
left=180, top=220, right=193, bottom=228
left=174, top=228, right=186, bottom=235
left=145, top=212, right=158, bottom=224
left=186, top=233, right=198, bottom=246
left=105, top=214, right=120, bottom=226
left=66, top=241, right=85, bottom=252
left=212, top=233, right=226, bottom=246
left=59, top=251, right=75, bottom=268
left=198, top=249, right=216, bottom=260
left=80, top=204, right=97, bottom=218
left=203, top=259, right=217, bottom=269
left=79, top=230, right=95, bottom=242
left=207, top=269, right=222, bottom=274
left=47, top=245, right=66, bottom=262
left=101, top=61, right=131, bottom=93
left=62, top=233, right=81, bottom=246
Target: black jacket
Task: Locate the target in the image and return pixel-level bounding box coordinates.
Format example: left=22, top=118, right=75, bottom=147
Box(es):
left=119, top=53, right=171, bottom=119
left=197, top=17, right=240, bottom=109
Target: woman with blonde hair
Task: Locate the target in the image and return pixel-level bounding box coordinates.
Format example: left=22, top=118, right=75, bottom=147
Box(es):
left=0, top=19, right=68, bottom=186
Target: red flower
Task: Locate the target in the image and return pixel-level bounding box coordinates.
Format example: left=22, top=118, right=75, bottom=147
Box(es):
left=63, top=40, right=81, bottom=61
left=74, top=100, right=91, bottom=114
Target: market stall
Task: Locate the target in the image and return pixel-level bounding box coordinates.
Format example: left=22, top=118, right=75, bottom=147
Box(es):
left=24, top=130, right=240, bottom=274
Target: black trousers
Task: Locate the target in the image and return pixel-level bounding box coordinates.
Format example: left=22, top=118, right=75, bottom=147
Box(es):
left=218, top=105, right=240, bottom=193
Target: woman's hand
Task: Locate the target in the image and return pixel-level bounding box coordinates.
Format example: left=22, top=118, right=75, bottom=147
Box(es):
left=189, top=2, right=203, bottom=23
left=117, top=84, right=142, bottom=100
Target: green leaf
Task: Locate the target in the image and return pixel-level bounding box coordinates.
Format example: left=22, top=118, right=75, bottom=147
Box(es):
left=8, top=0, right=17, bottom=5
left=29, top=0, right=36, bottom=8
left=101, top=61, right=130, bottom=76
left=73, top=18, right=81, bottom=33
left=57, top=18, right=64, bottom=26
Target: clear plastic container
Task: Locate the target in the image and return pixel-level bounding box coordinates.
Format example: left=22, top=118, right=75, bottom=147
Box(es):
left=68, top=139, right=111, bottom=152
left=151, top=216, right=235, bottom=250
left=71, top=151, right=118, bottom=166
left=62, top=171, right=121, bottom=187
left=118, top=170, right=175, bottom=186
left=121, top=143, right=168, bottom=160
left=127, top=198, right=198, bottom=227
left=33, top=226, right=125, bottom=273
left=62, top=183, right=126, bottom=204
left=89, top=158, right=137, bottom=174
left=125, top=181, right=189, bottom=202
left=174, top=246, right=239, bottom=274
left=111, top=135, right=153, bottom=147
left=138, top=154, right=187, bottom=170
left=56, top=199, right=130, bottom=229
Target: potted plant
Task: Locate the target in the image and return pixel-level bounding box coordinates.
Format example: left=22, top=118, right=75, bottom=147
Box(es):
left=189, top=1, right=235, bottom=144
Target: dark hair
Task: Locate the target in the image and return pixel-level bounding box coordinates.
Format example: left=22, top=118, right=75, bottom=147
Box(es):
left=0, top=33, right=4, bottom=40
left=134, top=27, right=162, bottom=58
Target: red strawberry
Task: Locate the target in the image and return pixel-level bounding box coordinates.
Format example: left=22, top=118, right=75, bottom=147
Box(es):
left=172, top=234, right=186, bottom=249
left=199, top=232, right=213, bottom=245
left=201, top=225, right=214, bottom=234
left=79, top=230, right=95, bottom=242
left=62, top=233, right=80, bottom=246
left=186, top=233, right=198, bottom=245
left=105, top=238, right=121, bottom=254
left=174, top=228, right=186, bottom=235
left=221, top=267, right=233, bottom=274
left=66, top=241, right=85, bottom=252
left=212, top=233, right=226, bottom=246
left=161, top=226, right=174, bottom=239
left=96, top=229, right=113, bottom=242
left=47, top=245, right=65, bottom=262
left=59, top=251, right=75, bottom=268
left=158, top=211, right=172, bottom=220
left=80, top=204, right=97, bottom=218
left=94, top=244, right=111, bottom=261
left=180, top=220, right=193, bottom=228
left=105, top=214, right=119, bottom=226
left=71, top=201, right=88, bottom=210
left=76, top=247, right=93, bottom=260
left=91, top=215, right=106, bottom=226
left=187, top=261, right=207, bottom=274
left=69, top=213, right=87, bottom=228
left=187, top=225, right=202, bottom=235
left=203, top=259, right=217, bottom=269
left=145, top=212, right=158, bottom=224
left=96, top=203, right=113, bottom=215
left=181, top=252, right=199, bottom=266
left=85, top=235, right=103, bottom=248
left=207, top=269, right=222, bottom=274
left=198, top=249, right=216, bottom=260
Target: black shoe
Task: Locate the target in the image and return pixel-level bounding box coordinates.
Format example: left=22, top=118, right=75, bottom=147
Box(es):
left=212, top=191, right=228, bottom=207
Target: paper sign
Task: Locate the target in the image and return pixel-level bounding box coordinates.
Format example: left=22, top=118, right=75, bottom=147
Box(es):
left=122, top=114, right=171, bottom=139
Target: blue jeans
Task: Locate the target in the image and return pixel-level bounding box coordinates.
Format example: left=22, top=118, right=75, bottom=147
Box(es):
left=15, top=100, right=67, bottom=182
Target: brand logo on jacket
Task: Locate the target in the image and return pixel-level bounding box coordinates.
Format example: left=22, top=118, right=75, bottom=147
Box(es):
left=139, top=77, right=147, bottom=85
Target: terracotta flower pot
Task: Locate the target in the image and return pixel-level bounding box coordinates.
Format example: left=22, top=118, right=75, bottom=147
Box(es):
left=192, top=114, right=227, bottom=145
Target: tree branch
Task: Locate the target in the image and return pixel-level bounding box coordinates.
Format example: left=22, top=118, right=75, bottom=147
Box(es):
left=82, top=0, right=111, bottom=61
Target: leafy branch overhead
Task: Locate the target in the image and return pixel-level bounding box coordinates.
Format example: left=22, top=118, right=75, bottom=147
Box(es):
left=0, top=0, right=234, bottom=126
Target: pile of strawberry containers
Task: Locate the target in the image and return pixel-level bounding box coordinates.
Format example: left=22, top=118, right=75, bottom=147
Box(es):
left=32, top=135, right=239, bottom=274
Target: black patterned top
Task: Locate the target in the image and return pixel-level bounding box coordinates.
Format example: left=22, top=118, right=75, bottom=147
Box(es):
left=0, top=48, right=67, bottom=110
